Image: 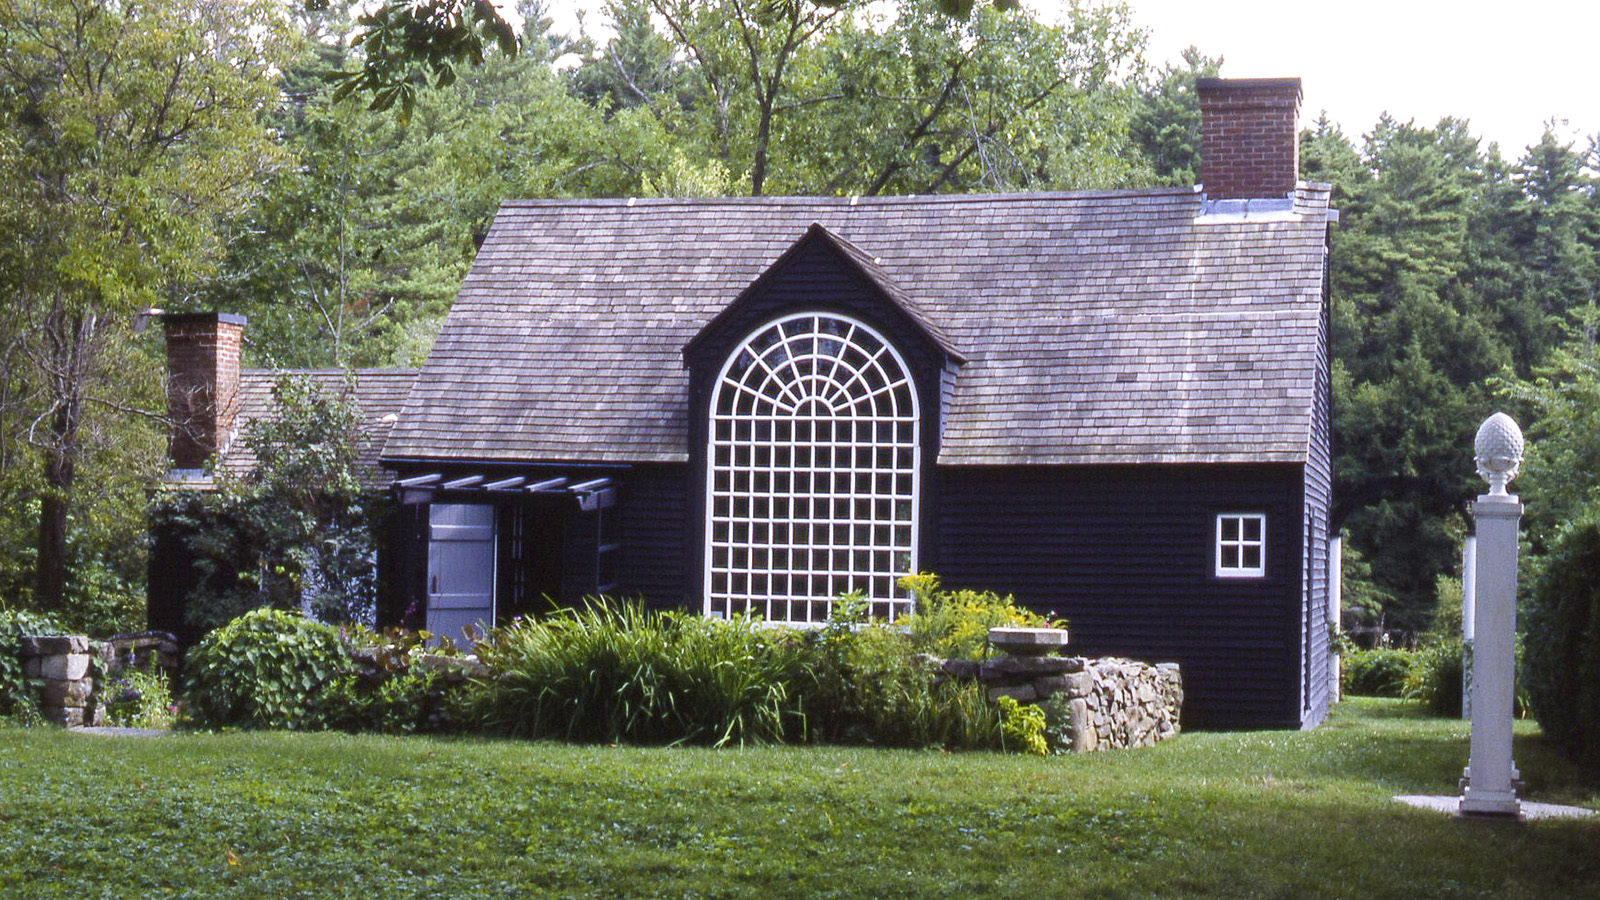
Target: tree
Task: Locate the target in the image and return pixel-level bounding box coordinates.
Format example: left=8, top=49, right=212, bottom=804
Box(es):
left=569, top=0, right=689, bottom=117
left=1323, top=115, right=1600, bottom=630
left=645, top=0, right=850, bottom=196
left=0, top=0, right=292, bottom=612
left=1128, top=46, right=1220, bottom=186
left=1473, top=128, right=1599, bottom=372
left=1497, top=303, right=1600, bottom=551
left=569, top=0, right=1149, bottom=197
left=204, top=3, right=629, bottom=367
left=1324, top=117, right=1509, bottom=628
left=329, top=0, right=1022, bottom=119
left=161, top=375, right=380, bottom=628
left=796, top=1, right=1149, bottom=195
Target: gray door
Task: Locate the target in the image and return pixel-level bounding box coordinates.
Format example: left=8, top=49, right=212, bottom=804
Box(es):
left=427, top=503, right=495, bottom=648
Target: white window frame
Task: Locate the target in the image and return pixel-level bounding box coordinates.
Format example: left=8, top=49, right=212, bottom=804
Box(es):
left=703, top=312, right=920, bottom=626
left=1215, top=513, right=1266, bottom=578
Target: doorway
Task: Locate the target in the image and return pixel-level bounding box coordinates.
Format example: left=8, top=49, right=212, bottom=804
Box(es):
left=426, top=503, right=496, bottom=647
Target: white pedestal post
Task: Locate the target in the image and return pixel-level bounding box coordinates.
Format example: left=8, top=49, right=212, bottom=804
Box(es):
left=1461, top=535, right=1475, bottom=718
left=1459, top=413, right=1524, bottom=818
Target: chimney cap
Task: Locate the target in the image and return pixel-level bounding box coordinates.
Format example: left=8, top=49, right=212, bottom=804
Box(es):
left=1195, top=77, right=1302, bottom=101
left=161, top=311, right=248, bottom=327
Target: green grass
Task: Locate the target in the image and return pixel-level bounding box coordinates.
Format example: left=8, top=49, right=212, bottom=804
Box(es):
left=1, top=699, right=1596, bottom=899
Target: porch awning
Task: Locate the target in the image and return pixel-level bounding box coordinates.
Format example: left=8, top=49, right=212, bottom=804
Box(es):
left=392, top=473, right=617, bottom=512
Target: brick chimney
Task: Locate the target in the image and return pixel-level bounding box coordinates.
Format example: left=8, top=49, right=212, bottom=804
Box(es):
left=1196, top=77, right=1303, bottom=200
left=163, top=313, right=245, bottom=470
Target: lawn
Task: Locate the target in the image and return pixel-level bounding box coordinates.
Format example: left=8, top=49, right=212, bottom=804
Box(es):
left=0, top=699, right=1596, bottom=899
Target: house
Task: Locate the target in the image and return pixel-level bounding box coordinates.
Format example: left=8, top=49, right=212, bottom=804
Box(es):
left=146, top=312, right=416, bottom=646
left=151, top=77, right=1334, bottom=729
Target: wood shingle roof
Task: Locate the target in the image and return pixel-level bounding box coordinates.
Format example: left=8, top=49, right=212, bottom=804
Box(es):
left=382, top=185, right=1332, bottom=466
left=222, top=369, right=418, bottom=488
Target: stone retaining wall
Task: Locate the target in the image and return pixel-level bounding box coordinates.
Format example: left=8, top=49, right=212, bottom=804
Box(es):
left=939, top=654, right=1183, bottom=752
left=101, top=632, right=180, bottom=679
left=13, top=631, right=179, bottom=727
left=19, top=636, right=101, bottom=727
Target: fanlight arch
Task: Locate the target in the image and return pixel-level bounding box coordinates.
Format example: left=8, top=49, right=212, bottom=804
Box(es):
left=704, top=312, right=920, bottom=624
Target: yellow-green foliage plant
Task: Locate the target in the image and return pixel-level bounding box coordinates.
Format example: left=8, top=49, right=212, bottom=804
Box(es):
left=897, top=572, right=1064, bottom=660
left=996, top=695, right=1048, bottom=756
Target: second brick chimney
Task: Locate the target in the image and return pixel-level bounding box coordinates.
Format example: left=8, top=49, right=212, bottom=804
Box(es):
left=1196, top=77, right=1303, bottom=200
left=163, top=313, right=245, bottom=471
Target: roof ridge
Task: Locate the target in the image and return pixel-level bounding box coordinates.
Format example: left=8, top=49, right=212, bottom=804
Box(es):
left=497, top=186, right=1201, bottom=209
left=241, top=367, right=419, bottom=376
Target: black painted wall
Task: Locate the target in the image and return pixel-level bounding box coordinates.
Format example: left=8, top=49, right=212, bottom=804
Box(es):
left=160, top=457, right=1318, bottom=729
left=379, top=462, right=689, bottom=621
left=596, top=460, right=1314, bottom=730
left=933, top=463, right=1309, bottom=729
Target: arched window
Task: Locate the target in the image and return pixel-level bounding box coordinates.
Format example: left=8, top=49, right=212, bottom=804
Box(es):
left=705, top=313, right=919, bottom=624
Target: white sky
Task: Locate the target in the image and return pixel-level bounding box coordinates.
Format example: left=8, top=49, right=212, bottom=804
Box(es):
left=538, top=0, right=1599, bottom=159
left=1128, top=0, right=1597, bottom=158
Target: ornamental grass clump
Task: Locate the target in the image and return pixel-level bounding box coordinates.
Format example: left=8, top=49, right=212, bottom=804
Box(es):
left=466, top=600, right=806, bottom=746
left=793, top=596, right=1002, bottom=748
left=462, top=596, right=1008, bottom=750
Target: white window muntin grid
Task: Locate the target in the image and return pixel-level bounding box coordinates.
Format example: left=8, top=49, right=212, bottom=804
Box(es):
left=1216, top=513, right=1266, bottom=578
left=703, top=312, right=920, bottom=625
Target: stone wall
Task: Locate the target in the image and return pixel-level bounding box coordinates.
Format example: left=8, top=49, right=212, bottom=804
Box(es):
left=12, top=631, right=179, bottom=728
left=101, top=632, right=180, bottom=678
left=940, top=654, right=1184, bottom=752
left=19, top=636, right=101, bottom=727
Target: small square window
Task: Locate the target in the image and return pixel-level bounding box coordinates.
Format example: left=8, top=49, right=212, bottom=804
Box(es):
left=1216, top=514, right=1266, bottom=578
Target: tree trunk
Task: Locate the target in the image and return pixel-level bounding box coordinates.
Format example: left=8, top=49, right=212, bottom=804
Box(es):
left=750, top=97, right=773, bottom=196
left=32, top=310, right=89, bottom=612
left=33, top=440, right=73, bottom=611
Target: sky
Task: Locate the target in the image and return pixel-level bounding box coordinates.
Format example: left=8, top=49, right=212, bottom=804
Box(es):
left=1128, top=0, right=1597, bottom=157
left=537, top=0, right=1599, bottom=160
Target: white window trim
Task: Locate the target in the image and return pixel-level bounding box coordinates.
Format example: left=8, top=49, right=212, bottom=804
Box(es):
left=1215, top=513, right=1266, bottom=578
left=702, top=312, right=920, bottom=626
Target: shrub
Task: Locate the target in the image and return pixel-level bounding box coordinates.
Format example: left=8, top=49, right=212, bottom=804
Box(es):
left=320, top=667, right=445, bottom=735
left=1341, top=648, right=1414, bottom=697
left=1522, top=514, right=1600, bottom=772
left=898, top=573, right=1061, bottom=660
left=795, top=604, right=999, bottom=748
left=1404, top=642, right=1464, bottom=716
left=158, top=374, right=380, bottom=632
left=183, top=608, right=355, bottom=729
left=0, top=609, right=66, bottom=724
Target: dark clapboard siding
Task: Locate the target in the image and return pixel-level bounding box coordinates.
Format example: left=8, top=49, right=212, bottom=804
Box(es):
left=613, top=464, right=689, bottom=610
left=1299, top=261, right=1334, bottom=728
left=934, top=463, right=1306, bottom=729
